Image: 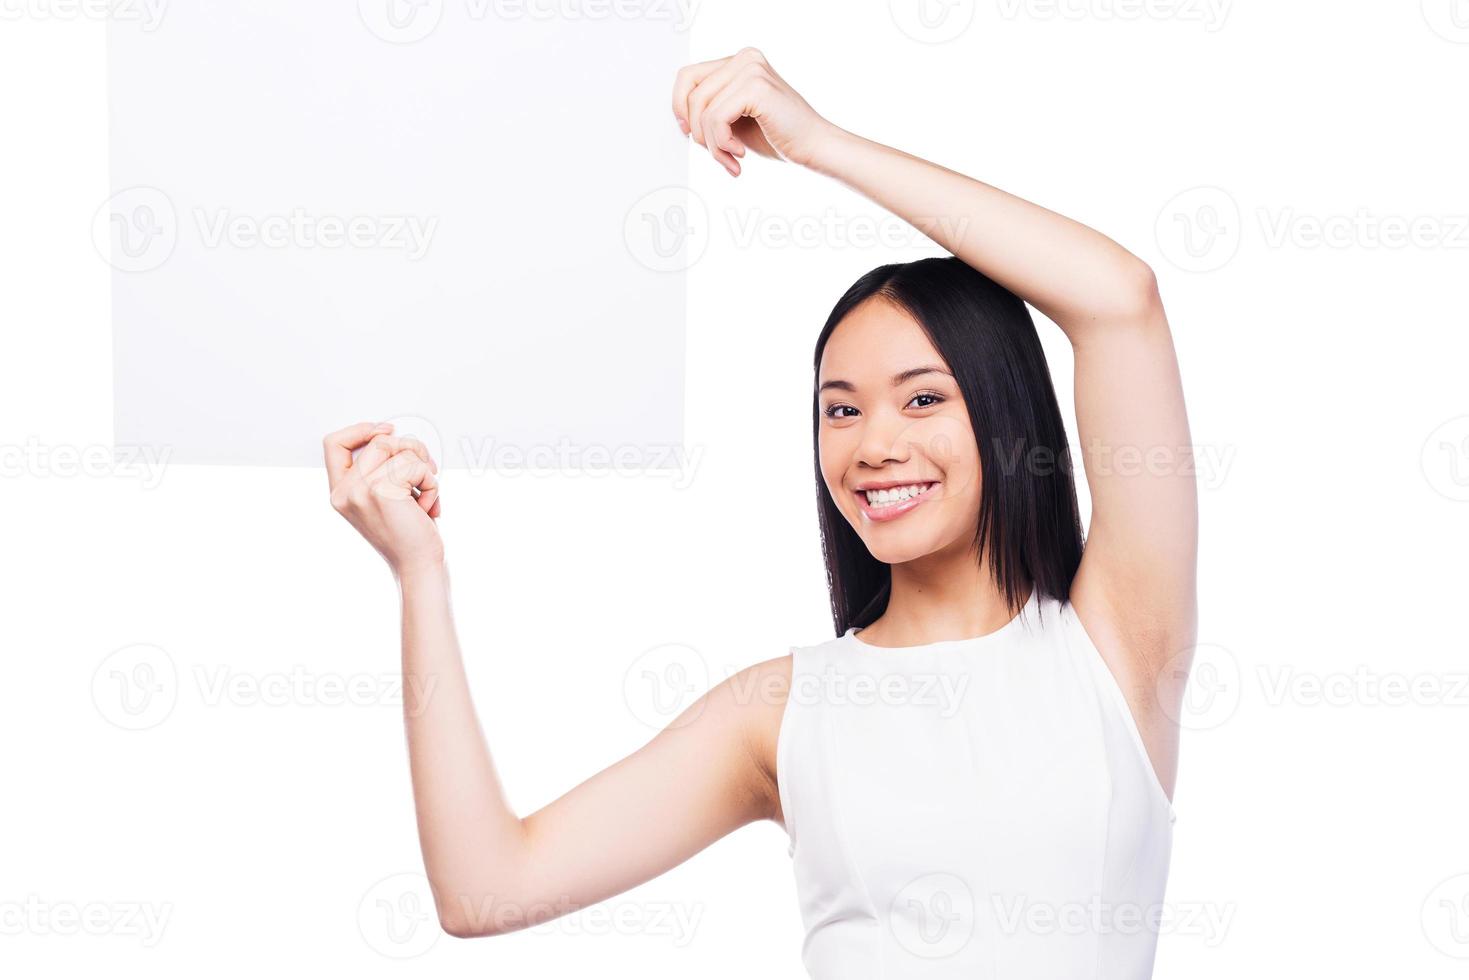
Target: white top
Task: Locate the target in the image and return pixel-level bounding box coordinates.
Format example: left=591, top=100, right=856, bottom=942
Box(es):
left=776, top=587, right=1176, bottom=979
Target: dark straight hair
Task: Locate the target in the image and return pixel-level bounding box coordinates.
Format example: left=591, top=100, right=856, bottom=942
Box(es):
left=812, top=256, right=1084, bottom=636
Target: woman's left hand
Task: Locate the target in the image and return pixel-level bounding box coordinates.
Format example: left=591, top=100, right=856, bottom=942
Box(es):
left=672, top=47, right=836, bottom=175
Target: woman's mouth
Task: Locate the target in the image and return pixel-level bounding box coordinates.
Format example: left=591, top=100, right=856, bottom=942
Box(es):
left=855, top=481, right=940, bottom=523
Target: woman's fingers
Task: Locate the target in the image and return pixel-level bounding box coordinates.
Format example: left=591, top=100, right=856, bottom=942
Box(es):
left=671, top=55, right=731, bottom=133
left=703, top=80, right=763, bottom=163
left=367, top=449, right=437, bottom=503
left=353, top=433, right=437, bottom=479
left=676, top=49, right=786, bottom=176
left=323, top=421, right=393, bottom=488
left=685, top=52, right=750, bottom=148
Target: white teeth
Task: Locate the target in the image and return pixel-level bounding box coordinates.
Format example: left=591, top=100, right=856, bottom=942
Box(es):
left=863, top=483, right=933, bottom=507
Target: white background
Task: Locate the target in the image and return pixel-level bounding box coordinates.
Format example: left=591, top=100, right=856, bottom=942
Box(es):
left=3, top=1, right=1468, bottom=977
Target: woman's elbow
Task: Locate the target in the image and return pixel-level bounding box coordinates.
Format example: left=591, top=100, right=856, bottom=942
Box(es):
left=438, top=903, right=514, bottom=940
left=433, top=885, right=518, bottom=939
left=1118, top=258, right=1165, bottom=324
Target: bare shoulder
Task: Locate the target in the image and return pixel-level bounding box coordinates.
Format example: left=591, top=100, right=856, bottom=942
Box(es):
left=718, top=653, right=793, bottom=830
left=1069, top=571, right=1197, bottom=801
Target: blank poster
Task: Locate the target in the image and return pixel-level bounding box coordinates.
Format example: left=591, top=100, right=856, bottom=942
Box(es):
left=105, top=4, right=690, bottom=468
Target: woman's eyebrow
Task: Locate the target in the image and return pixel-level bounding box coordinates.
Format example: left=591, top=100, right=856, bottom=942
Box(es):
left=817, top=365, right=952, bottom=394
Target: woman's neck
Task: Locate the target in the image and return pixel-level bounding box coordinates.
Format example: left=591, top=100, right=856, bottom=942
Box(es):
left=857, top=543, right=1028, bottom=648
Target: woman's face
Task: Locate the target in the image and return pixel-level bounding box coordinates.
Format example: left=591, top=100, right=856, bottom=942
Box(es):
left=817, top=297, right=983, bottom=565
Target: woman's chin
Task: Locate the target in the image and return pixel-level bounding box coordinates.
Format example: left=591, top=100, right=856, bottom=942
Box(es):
left=860, top=529, right=942, bottom=566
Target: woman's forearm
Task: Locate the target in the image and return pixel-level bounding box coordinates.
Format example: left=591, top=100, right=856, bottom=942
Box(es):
left=805, top=126, right=1159, bottom=337
left=398, top=562, right=527, bottom=935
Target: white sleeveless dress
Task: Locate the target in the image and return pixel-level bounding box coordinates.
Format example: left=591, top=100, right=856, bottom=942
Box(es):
left=776, top=587, right=1176, bottom=979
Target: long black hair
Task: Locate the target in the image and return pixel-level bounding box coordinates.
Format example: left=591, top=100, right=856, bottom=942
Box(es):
left=813, top=256, right=1084, bottom=636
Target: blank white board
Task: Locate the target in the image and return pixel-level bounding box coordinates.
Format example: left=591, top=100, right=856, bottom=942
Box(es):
left=105, top=3, right=690, bottom=468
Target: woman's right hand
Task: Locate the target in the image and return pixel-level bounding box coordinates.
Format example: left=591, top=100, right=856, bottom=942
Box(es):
left=671, top=47, right=837, bottom=176
left=323, top=421, right=443, bottom=576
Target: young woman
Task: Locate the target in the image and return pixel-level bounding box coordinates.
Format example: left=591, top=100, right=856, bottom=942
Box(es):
left=323, top=48, right=1196, bottom=979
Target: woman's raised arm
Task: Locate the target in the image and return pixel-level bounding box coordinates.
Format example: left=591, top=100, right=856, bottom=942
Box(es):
left=679, top=50, right=1197, bottom=794
left=323, top=422, right=790, bottom=938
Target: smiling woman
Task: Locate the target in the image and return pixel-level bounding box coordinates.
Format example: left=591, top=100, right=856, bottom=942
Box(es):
left=323, top=45, right=1196, bottom=980
left=812, top=256, right=1085, bottom=633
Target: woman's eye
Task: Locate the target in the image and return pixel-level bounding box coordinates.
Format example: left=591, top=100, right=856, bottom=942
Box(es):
left=909, top=392, right=944, bottom=409
left=823, top=404, right=858, bottom=419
